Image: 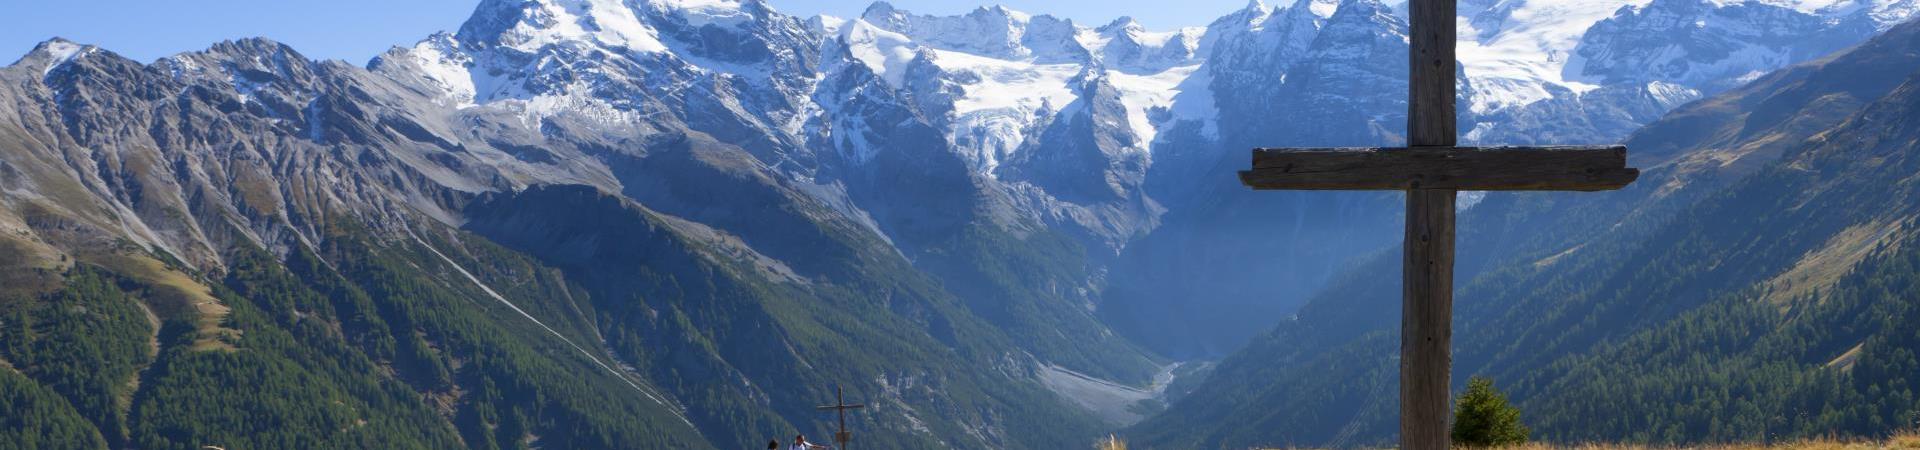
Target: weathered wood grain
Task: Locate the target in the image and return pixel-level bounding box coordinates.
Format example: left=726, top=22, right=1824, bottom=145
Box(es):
left=1408, top=0, right=1460, bottom=448
left=1410, top=0, right=1456, bottom=149
left=1403, top=188, right=1455, bottom=450
left=1239, top=146, right=1638, bottom=191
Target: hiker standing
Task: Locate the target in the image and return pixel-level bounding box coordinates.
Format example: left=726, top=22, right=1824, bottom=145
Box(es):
left=790, top=434, right=829, bottom=450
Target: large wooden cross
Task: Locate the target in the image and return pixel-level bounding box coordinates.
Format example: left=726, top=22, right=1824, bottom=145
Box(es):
left=815, top=385, right=864, bottom=449
left=1237, top=0, right=1639, bottom=448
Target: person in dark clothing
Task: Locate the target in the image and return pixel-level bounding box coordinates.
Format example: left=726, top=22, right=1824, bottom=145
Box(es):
left=768, top=440, right=781, bottom=449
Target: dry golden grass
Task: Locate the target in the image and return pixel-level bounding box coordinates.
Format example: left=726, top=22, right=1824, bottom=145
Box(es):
left=1761, top=217, right=1910, bottom=306
left=1245, top=431, right=1920, bottom=450
left=1501, top=431, right=1920, bottom=450
left=89, top=249, right=238, bottom=352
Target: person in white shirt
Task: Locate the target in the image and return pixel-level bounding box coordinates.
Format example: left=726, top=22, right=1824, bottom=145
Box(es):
left=790, top=434, right=829, bottom=450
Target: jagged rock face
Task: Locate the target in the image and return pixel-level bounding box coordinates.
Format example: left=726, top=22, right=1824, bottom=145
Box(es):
left=1469, top=81, right=1703, bottom=145
left=1569, top=0, right=1877, bottom=92
left=2, top=37, right=597, bottom=271
left=825, top=1, right=1206, bottom=255
left=1204, top=0, right=1338, bottom=148
left=998, top=74, right=1148, bottom=205
left=1457, top=0, right=1919, bottom=143
left=809, top=29, right=993, bottom=251
left=1090, top=17, right=1205, bottom=73
left=857, top=2, right=1094, bottom=63
left=387, top=0, right=822, bottom=167
left=1270, top=0, right=1413, bottom=145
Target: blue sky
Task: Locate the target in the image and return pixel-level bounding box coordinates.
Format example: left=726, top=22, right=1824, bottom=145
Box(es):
left=2, top=0, right=1249, bottom=65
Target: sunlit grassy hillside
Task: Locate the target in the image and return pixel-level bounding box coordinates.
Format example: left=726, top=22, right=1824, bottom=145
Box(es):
left=1177, top=430, right=1920, bottom=450
left=1499, top=432, right=1920, bottom=450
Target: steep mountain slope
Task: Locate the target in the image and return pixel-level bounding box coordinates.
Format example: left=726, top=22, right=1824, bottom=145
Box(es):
left=0, top=34, right=1111, bottom=448
left=1130, top=17, right=1920, bottom=448
left=1462, top=0, right=1898, bottom=143
left=378, top=0, right=1166, bottom=418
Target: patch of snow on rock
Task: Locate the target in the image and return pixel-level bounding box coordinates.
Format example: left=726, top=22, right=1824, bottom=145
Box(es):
left=1459, top=0, right=1643, bottom=113
left=840, top=19, right=922, bottom=88
left=930, top=49, right=1081, bottom=171
left=1107, top=64, right=1210, bottom=147
left=491, top=0, right=669, bottom=54
left=37, top=40, right=92, bottom=77
left=401, top=33, right=480, bottom=105
left=651, top=0, right=752, bottom=28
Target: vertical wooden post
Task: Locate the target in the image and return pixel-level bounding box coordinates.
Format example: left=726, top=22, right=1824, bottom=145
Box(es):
left=1409, top=0, right=1457, bottom=146
left=1405, top=0, right=1457, bottom=449
left=817, top=385, right=863, bottom=449
left=835, top=386, right=850, bottom=449
left=1402, top=188, right=1454, bottom=450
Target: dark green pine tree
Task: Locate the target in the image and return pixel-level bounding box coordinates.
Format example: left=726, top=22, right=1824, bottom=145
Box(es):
left=1451, top=376, right=1530, bottom=447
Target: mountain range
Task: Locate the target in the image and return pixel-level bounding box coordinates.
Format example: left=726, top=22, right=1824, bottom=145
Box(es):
left=2, top=0, right=1917, bottom=448
left=1130, top=13, right=1920, bottom=448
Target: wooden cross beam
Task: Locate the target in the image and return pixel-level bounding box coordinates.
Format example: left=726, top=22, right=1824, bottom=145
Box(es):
left=1241, top=146, right=1637, bottom=191
left=1237, top=0, right=1638, bottom=448
left=815, top=385, right=864, bottom=448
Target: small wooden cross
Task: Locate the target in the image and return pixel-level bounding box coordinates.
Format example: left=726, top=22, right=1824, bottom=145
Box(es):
left=814, top=385, right=865, bottom=448
left=1237, top=0, right=1639, bottom=448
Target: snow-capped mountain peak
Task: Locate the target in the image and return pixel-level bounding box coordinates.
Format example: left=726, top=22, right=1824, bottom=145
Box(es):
left=1567, top=0, right=1888, bottom=90
left=375, top=33, right=477, bottom=105
left=458, top=0, right=670, bottom=54
left=1235, top=0, right=1279, bottom=25
left=355, top=0, right=1918, bottom=257
left=1083, top=17, right=1206, bottom=71
left=1453, top=0, right=1912, bottom=118
left=17, top=38, right=99, bottom=80
left=1457, top=0, right=1648, bottom=112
